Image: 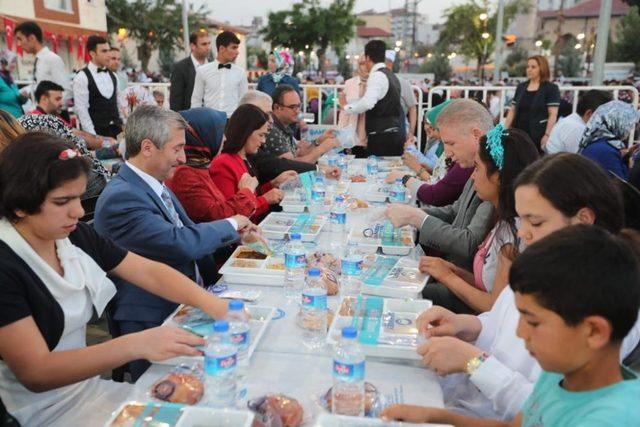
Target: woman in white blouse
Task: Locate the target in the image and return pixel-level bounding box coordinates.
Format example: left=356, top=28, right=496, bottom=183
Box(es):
left=412, top=153, right=640, bottom=420
left=0, top=133, right=231, bottom=426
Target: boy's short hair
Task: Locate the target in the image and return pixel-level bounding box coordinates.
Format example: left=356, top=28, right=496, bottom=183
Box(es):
left=576, top=90, right=612, bottom=117
left=86, top=35, right=108, bottom=53
left=216, top=31, right=240, bottom=50
left=510, top=225, right=640, bottom=342
left=15, top=21, right=43, bottom=43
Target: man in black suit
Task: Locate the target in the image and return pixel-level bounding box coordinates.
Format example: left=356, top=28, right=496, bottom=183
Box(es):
left=169, top=30, right=211, bottom=111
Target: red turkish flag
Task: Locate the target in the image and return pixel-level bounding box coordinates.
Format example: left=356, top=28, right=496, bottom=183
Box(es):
left=51, top=34, right=59, bottom=53
left=3, top=18, right=15, bottom=50
left=67, top=35, right=74, bottom=54
left=76, top=35, right=84, bottom=60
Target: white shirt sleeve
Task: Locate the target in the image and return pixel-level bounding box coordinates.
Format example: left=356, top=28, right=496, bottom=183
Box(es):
left=344, top=70, right=388, bottom=115
left=190, top=69, right=205, bottom=108
left=50, top=55, right=70, bottom=92
left=72, top=71, right=95, bottom=135
left=225, top=217, right=238, bottom=230
left=469, top=356, right=537, bottom=420
left=238, top=71, right=248, bottom=100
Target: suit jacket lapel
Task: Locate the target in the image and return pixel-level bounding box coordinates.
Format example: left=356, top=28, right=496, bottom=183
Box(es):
left=117, top=164, right=176, bottom=224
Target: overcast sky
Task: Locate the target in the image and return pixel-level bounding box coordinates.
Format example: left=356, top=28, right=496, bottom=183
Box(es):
left=201, top=0, right=458, bottom=27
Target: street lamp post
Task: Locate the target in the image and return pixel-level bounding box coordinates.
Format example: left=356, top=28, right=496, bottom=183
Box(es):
left=479, top=12, right=489, bottom=84
left=182, top=0, right=189, bottom=54
left=492, top=0, right=505, bottom=82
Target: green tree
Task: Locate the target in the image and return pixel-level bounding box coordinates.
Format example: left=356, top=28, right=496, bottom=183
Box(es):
left=247, top=46, right=268, bottom=70
left=610, top=6, right=640, bottom=68
left=503, top=46, right=528, bottom=76
left=261, top=0, right=362, bottom=75
left=438, top=0, right=528, bottom=75
left=158, top=48, right=175, bottom=77
left=419, top=52, right=452, bottom=82
left=555, top=37, right=583, bottom=77
left=106, top=0, right=208, bottom=72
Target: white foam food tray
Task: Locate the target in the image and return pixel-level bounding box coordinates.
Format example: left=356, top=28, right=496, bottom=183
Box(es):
left=219, top=245, right=284, bottom=286
left=259, top=212, right=327, bottom=241
left=105, top=402, right=254, bottom=427
left=348, top=226, right=416, bottom=256
left=327, top=297, right=432, bottom=360
left=158, top=304, right=276, bottom=366
left=361, top=257, right=429, bottom=299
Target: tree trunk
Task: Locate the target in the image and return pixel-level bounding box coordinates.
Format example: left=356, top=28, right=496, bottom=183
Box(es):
left=317, top=46, right=327, bottom=77
left=137, top=43, right=153, bottom=73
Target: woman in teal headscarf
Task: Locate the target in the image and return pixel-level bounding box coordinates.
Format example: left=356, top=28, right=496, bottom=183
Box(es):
left=256, top=49, right=301, bottom=96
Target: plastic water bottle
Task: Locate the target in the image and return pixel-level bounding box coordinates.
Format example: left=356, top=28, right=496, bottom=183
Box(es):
left=204, top=320, right=237, bottom=408
left=284, top=233, right=307, bottom=300
left=337, top=153, right=348, bottom=176
left=326, top=150, right=338, bottom=167
left=310, top=175, right=326, bottom=214
left=332, top=326, right=365, bottom=417
left=227, top=300, right=250, bottom=359
left=301, top=268, right=328, bottom=350
left=389, top=178, right=407, bottom=203
left=341, top=243, right=363, bottom=297
left=329, top=196, right=347, bottom=245
left=366, top=155, right=378, bottom=178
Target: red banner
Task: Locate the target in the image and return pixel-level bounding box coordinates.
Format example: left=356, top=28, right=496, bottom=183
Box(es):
left=3, top=17, right=15, bottom=50
left=44, top=31, right=60, bottom=53
left=76, top=35, right=84, bottom=60
left=67, top=35, right=74, bottom=54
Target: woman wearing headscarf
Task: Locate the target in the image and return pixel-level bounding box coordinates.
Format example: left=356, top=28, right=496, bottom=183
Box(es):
left=165, top=107, right=259, bottom=222
left=256, top=49, right=301, bottom=97
left=0, top=58, right=27, bottom=118
left=18, top=114, right=110, bottom=198
left=579, top=100, right=640, bottom=181
left=338, top=55, right=368, bottom=157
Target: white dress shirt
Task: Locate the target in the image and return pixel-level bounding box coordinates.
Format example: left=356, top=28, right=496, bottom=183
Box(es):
left=125, top=161, right=238, bottom=230
left=190, top=60, right=248, bottom=117
left=544, top=112, right=586, bottom=154
left=190, top=54, right=208, bottom=70
left=73, top=62, right=126, bottom=135
left=439, top=286, right=640, bottom=420
left=344, top=63, right=388, bottom=115
left=30, top=46, right=71, bottom=101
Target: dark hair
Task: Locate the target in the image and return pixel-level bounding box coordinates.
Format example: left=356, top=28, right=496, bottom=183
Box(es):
left=35, top=80, right=64, bottom=102
left=576, top=90, right=612, bottom=117
left=271, top=84, right=297, bottom=106
left=514, top=153, right=625, bottom=233
left=510, top=225, right=640, bottom=342
left=364, top=40, right=386, bottom=63
left=222, top=104, right=269, bottom=154
left=216, top=31, right=240, bottom=50
left=109, top=46, right=120, bottom=52
left=15, top=21, right=43, bottom=43
left=86, top=35, right=108, bottom=53
left=479, top=128, right=539, bottom=254
left=189, top=30, right=209, bottom=45
left=0, top=132, right=90, bottom=222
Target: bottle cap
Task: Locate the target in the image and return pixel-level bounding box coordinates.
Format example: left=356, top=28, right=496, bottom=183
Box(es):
left=308, top=268, right=321, bottom=277
left=342, top=326, right=358, bottom=339
left=229, top=300, right=244, bottom=311
left=289, top=233, right=301, bottom=240
left=334, top=196, right=344, bottom=203
left=214, top=320, right=229, bottom=332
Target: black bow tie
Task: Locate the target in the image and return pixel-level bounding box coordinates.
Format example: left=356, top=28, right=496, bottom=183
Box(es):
left=97, top=68, right=109, bottom=73
left=218, top=63, right=231, bottom=70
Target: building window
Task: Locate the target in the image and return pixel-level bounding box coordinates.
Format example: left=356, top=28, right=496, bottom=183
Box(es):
left=44, top=0, right=73, bottom=12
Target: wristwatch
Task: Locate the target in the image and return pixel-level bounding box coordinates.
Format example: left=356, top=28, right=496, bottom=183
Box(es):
left=465, top=352, right=490, bottom=375
left=401, top=174, right=412, bottom=186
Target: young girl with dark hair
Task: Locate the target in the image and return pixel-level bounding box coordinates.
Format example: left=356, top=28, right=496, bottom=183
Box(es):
left=420, top=127, right=539, bottom=313
left=210, top=104, right=296, bottom=220
left=0, top=133, right=229, bottom=425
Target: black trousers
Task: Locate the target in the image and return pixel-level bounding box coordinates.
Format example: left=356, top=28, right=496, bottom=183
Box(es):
left=95, top=122, right=123, bottom=138
left=367, top=131, right=404, bottom=157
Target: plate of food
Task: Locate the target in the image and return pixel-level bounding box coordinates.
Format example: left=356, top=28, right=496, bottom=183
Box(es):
left=260, top=213, right=327, bottom=241
left=219, top=246, right=285, bottom=286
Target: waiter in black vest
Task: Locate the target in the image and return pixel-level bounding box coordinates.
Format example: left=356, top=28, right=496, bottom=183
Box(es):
left=342, top=40, right=404, bottom=157
left=72, top=35, right=125, bottom=139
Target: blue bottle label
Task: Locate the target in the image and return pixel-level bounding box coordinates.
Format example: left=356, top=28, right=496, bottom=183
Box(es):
left=333, top=360, right=365, bottom=380
left=205, top=353, right=237, bottom=375
left=342, top=259, right=363, bottom=275
left=330, top=212, right=346, bottom=224
left=389, top=190, right=406, bottom=202
left=311, top=189, right=326, bottom=201
left=366, top=164, right=378, bottom=175
left=285, top=253, right=307, bottom=268
left=231, top=331, right=249, bottom=348
left=301, top=292, right=327, bottom=309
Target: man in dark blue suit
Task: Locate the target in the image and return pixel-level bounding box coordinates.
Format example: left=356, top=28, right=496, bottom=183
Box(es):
left=94, top=105, right=254, bottom=379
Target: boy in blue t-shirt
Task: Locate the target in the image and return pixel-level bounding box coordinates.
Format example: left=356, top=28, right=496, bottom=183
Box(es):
left=381, top=225, right=640, bottom=426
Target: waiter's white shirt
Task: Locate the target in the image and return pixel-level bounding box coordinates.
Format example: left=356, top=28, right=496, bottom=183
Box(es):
left=31, top=46, right=71, bottom=101
left=73, top=61, right=126, bottom=135
left=344, top=63, right=388, bottom=115
left=191, top=54, right=208, bottom=69
left=190, top=60, right=248, bottom=117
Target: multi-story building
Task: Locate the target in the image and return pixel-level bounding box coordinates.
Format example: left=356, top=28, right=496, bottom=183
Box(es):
left=0, top=0, right=108, bottom=79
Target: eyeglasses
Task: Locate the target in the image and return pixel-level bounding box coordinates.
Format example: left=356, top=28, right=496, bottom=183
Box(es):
left=278, top=103, right=302, bottom=111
